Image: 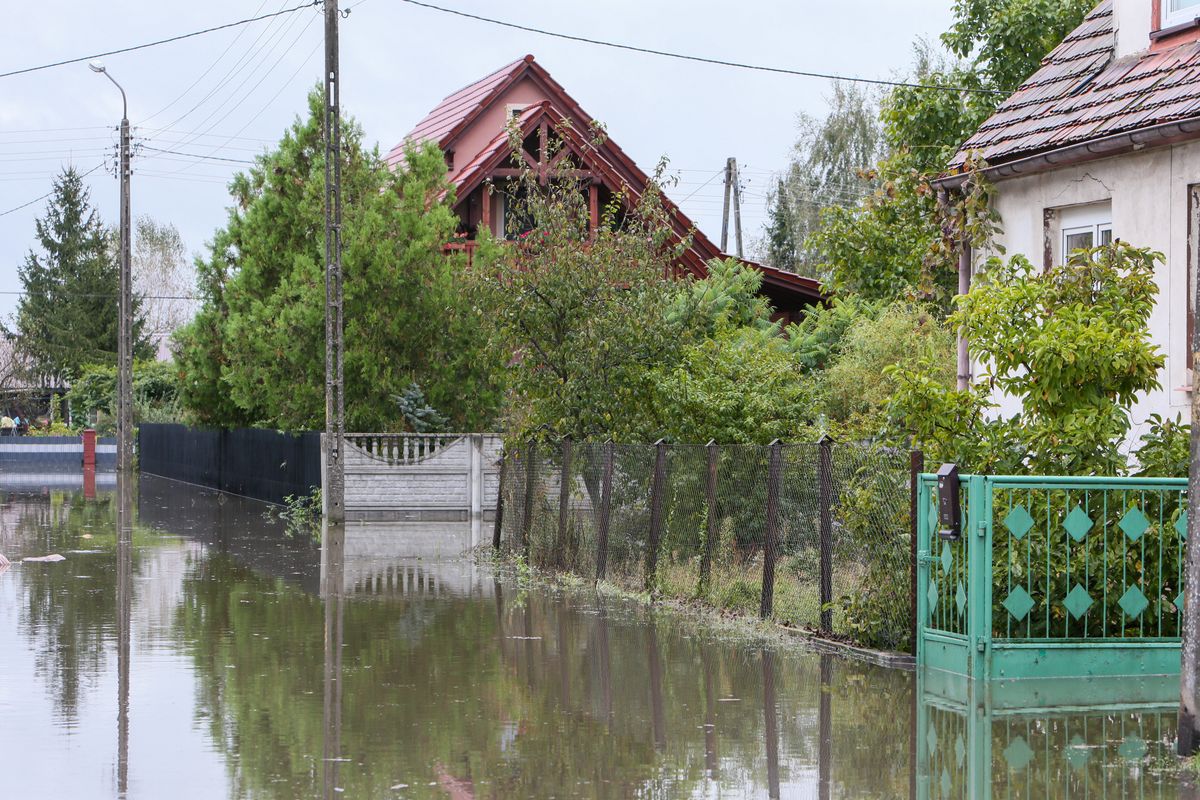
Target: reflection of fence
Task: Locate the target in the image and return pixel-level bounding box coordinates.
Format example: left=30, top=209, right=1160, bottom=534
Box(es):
left=917, top=474, right=1187, bottom=689
left=495, top=439, right=915, bottom=651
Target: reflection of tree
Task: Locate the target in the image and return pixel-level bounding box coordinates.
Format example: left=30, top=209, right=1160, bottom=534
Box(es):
left=173, top=555, right=921, bottom=799
left=15, top=492, right=130, bottom=719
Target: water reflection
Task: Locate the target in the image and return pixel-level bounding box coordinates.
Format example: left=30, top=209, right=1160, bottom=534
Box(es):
left=0, top=477, right=1189, bottom=798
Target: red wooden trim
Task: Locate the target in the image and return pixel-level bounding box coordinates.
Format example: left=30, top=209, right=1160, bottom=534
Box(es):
left=481, top=186, right=492, bottom=236
left=589, top=183, right=599, bottom=232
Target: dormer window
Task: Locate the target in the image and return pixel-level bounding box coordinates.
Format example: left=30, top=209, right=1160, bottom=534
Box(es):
left=1165, top=0, right=1200, bottom=28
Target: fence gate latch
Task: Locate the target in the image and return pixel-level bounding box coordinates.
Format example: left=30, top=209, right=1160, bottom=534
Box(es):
left=975, top=636, right=987, bottom=653
left=917, top=550, right=937, bottom=565
left=977, top=519, right=987, bottom=537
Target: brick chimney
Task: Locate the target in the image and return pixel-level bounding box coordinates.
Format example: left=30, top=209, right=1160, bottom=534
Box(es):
left=1115, top=0, right=1153, bottom=57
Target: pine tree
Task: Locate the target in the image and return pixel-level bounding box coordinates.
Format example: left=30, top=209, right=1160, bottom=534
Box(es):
left=764, top=178, right=798, bottom=271
left=12, top=167, right=150, bottom=385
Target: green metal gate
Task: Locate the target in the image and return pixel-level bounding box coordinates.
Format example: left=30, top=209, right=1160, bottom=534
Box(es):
left=917, top=473, right=1188, bottom=703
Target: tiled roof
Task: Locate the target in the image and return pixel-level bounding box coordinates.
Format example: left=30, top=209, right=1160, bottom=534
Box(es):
left=385, top=56, right=528, bottom=167
left=950, top=1, right=1200, bottom=170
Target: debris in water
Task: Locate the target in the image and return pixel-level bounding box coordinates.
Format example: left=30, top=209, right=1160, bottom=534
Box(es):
left=23, top=554, right=66, bottom=563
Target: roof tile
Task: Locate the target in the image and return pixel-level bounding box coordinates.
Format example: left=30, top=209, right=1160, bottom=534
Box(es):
left=947, top=1, right=1200, bottom=168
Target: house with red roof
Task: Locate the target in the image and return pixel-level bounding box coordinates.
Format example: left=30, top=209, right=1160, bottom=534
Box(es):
left=943, top=0, right=1200, bottom=431
left=386, top=55, right=824, bottom=324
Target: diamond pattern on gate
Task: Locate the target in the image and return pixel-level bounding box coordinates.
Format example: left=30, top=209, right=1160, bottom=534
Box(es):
left=1065, top=734, right=1090, bottom=770
left=940, top=541, right=953, bottom=573
left=1003, top=736, right=1035, bottom=771
left=1119, top=507, right=1150, bottom=542
left=955, top=581, right=967, bottom=617
left=1118, top=585, right=1149, bottom=619
left=1003, top=586, right=1035, bottom=621
left=1177, top=592, right=1187, bottom=614
left=1177, top=510, right=1188, bottom=540
left=927, top=580, right=939, bottom=615
left=1063, top=583, right=1093, bottom=620
left=1004, top=505, right=1034, bottom=540
left=1062, top=505, right=1092, bottom=542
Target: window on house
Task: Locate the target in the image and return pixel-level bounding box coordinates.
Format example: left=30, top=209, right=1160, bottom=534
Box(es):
left=1060, top=203, right=1113, bottom=258
left=1165, top=0, right=1200, bottom=27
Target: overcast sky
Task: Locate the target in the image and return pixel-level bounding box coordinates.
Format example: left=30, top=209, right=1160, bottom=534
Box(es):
left=1, top=0, right=954, bottom=321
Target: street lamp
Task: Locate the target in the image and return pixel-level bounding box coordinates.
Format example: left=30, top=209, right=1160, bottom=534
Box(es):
left=89, top=60, right=133, bottom=474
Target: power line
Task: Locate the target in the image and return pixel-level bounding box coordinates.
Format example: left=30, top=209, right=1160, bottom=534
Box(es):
left=140, top=145, right=255, bottom=164
left=0, top=1, right=320, bottom=80
left=396, top=0, right=1005, bottom=96
left=0, top=164, right=105, bottom=217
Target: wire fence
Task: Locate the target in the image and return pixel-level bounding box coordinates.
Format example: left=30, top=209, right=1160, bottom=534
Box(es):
left=494, top=439, right=917, bottom=652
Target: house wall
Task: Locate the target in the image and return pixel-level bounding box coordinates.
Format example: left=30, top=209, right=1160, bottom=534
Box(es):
left=982, top=139, right=1200, bottom=441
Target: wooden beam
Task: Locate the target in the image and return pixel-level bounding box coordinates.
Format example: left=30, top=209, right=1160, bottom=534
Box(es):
left=481, top=186, right=492, bottom=236
left=589, top=183, right=599, bottom=233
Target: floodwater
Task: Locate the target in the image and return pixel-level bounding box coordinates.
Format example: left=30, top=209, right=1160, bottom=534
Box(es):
left=0, top=475, right=1185, bottom=799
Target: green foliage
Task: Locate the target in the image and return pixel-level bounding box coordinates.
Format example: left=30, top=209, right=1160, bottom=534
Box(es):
left=173, top=88, right=502, bottom=432
left=653, top=325, right=817, bottom=444
left=786, top=296, right=882, bottom=372
left=820, top=302, right=955, bottom=440
left=1133, top=415, right=1190, bottom=478
left=11, top=167, right=152, bottom=384
left=889, top=242, right=1166, bottom=475
left=65, top=360, right=182, bottom=433
left=803, top=1, right=1088, bottom=309
left=392, top=383, right=449, bottom=433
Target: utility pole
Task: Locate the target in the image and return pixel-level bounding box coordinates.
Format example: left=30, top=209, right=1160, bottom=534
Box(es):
left=1180, top=232, right=1200, bottom=753
left=719, top=157, right=744, bottom=258
left=323, top=0, right=345, bottom=523
left=89, top=61, right=133, bottom=474
left=720, top=158, right=732, bottom=252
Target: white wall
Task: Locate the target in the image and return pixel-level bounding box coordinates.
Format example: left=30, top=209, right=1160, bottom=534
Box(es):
left=979, top=139, right=1200, bottom=444
left=1115, top=0, right=1153, bottom=58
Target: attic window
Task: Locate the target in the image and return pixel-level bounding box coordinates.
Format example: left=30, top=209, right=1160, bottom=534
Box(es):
left=505, top=103, right=528, bottom=120
left=1165, top=0, right=1200, bottom=28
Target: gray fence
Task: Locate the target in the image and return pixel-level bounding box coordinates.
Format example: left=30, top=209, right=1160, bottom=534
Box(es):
left=496, top=440, right=917, bottom=652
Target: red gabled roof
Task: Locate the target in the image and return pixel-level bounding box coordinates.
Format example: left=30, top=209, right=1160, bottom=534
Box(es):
left=950, top=1, right=1200, bottom=170
left=391, top=55, right=825, bottom=305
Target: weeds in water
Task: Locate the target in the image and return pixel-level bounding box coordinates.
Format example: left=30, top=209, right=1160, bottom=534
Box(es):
left=265, top=487, right=323, bottom=540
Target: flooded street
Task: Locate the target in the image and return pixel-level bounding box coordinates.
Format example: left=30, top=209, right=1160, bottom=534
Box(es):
left=0, top=476, right=1183, bottom=799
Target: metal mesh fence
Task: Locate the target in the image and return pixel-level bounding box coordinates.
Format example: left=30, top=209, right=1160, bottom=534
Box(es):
left=496, top=440, right=915, bottom=651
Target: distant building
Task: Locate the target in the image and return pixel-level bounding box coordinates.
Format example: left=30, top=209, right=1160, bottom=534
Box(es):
left=943, top=0, right=1200, bottom=431
left=388, top=55, right=824, bottom=324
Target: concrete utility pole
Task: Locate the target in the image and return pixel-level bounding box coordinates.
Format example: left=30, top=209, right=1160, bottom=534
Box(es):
left=719, top=157, right=745, bottom=258
left=720, top=158, right=732, bottom=252
left=1179, top=259, right=1200, bottom=754
left=89, top=61, right=134, bottom=474
left=323, top=0, right=346, bottom=522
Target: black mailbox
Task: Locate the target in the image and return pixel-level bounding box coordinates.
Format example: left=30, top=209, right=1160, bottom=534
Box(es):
left=937, top=463, right=961, bottom=541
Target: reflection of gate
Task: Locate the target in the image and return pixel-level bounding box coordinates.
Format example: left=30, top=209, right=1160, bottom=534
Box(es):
left=917, top=473, right=1187, bottom=704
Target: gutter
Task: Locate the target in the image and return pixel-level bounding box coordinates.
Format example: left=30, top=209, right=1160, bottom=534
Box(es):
left=934, top=116, right=1200, bottom=189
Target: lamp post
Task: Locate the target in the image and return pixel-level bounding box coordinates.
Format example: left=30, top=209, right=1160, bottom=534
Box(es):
left=89, top=61, right=133, bottom=475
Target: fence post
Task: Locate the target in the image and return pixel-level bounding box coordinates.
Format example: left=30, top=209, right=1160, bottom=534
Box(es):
left=644, top=439, right=668, bottom=593
left=698, top=440, right=719, bottom=596
left=520, top=440, right=537, bottom=559
left=909, top=449, right=924, bottom=654
left=595, top=440, right=614, bottom=582
left=555, top=438, right=573, bottom=570
left=761, top=439, right=783, bottom=619
left=492, top=453, right=507, bottom=551
left=818, top=435, right=834, bottom=634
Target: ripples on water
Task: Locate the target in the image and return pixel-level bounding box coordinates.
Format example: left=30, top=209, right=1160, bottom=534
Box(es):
left=0, top=475, right=1181, bottom=798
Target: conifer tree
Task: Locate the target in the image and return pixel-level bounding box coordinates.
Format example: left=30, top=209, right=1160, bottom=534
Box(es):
left=12, top=167, right=150, bottom=385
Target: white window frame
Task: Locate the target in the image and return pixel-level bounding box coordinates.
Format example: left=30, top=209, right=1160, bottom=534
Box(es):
left=1164, top=0, right=1200, bottom=28
left=1059, top=202, right=1113, bottom=259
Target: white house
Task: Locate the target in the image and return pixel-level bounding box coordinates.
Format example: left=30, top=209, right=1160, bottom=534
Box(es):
left=942, top=0, right=1200, bottom=436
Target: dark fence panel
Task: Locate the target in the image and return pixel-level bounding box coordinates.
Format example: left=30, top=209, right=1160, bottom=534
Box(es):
left=138, top=423, right=321, bottom=505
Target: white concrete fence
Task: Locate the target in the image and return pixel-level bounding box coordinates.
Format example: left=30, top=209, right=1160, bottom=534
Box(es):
left=336, top=433, right=503, bottom=548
